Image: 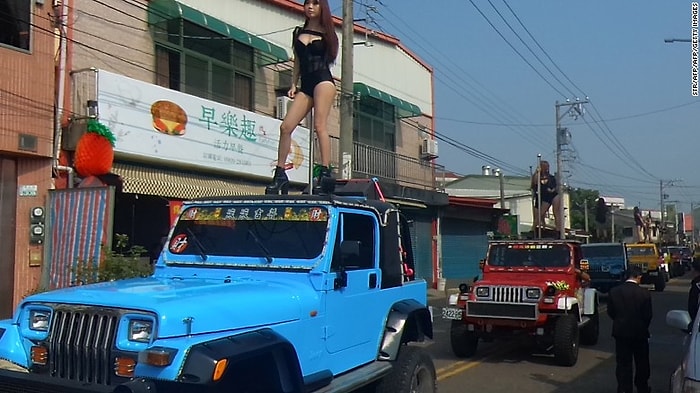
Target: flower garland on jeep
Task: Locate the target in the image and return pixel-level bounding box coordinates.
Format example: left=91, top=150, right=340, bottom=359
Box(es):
left=546, top=280, right=570, bottom=291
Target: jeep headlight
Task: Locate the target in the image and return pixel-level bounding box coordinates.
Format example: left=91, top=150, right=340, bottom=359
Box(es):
left=29, top=310, right=51, bottom=331
left=525, top=288, right=541, bottom=299
left=475, top=287, right=490, bottom=297
left=129, top=320, right=153, bottom=343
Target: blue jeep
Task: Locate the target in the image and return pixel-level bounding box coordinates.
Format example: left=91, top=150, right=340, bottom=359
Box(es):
left=0, top=182, right=435, bottom=393
left=580, top=242, right=628, bottom=293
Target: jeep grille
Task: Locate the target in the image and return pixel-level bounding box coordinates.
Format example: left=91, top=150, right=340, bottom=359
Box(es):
left=493, top=286, right=523, bottom=303
left=466, top=302, right=537, bottom=320
left=47, top=308, right=119, bottom=385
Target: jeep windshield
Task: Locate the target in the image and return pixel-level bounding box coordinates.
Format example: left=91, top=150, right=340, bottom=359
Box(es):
left=164, top=203, right=329, bottom=268
left=487, top=244, right=571, bottom=268
left=625, top=246, right=656, bottom=257
left=581, top=244, right=625, bottom=259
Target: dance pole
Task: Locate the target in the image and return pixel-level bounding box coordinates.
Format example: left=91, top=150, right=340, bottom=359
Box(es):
left=536, top=154, right=542, bottom=239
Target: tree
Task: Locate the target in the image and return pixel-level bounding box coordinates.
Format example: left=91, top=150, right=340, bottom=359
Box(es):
left=568, top=187, right=600, bottom=232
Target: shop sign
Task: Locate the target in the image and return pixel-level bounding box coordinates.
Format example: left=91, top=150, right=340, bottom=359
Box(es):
left=97, top=70, right=310, bottom=183
left=19, top=185, right=38, bottom=197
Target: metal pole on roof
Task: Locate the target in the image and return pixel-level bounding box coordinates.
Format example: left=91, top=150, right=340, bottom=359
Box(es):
left=338, top=0, right=354, bottom=180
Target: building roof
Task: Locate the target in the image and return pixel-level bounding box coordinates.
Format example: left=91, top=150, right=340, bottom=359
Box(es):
left=446, top=174, right=531, bottom=192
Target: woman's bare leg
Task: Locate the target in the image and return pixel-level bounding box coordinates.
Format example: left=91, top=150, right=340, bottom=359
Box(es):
left=276, top=93, right=314, bottom=167
left=310, top=81, right=336, bottom=166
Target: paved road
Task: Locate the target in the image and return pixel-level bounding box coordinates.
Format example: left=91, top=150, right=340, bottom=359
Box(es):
left=426, top=276, right=691, bottom=393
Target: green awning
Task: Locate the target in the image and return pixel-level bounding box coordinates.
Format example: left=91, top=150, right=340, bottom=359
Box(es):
left=353, top=82, right=422, bottom=118
left=148, top=0, right=290, bottom=65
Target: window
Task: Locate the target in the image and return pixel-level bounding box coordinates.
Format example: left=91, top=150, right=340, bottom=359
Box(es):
left=332, top=213, right=376, bottom=270
left=0, top=0, right=30, bottom=51
left=153, top=19, right=255, bottom=109
left=354, top=96, right=397, bottom=151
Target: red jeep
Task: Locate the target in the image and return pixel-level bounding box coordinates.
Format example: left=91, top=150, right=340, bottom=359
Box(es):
left=442, top=240, right=599, bottom=366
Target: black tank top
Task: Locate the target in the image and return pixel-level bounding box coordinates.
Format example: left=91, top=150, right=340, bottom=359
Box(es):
left=293, top=29, right=330, bottom=76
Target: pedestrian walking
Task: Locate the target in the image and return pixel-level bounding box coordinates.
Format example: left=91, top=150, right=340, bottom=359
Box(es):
left=265, top=0, right=339, bottom=195
left=607, top=266, right=653, bottom=393
left=689, top=261, right=700, bottom=322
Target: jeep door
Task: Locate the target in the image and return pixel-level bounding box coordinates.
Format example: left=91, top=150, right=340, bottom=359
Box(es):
left=324, top=210, right=382, bottom=361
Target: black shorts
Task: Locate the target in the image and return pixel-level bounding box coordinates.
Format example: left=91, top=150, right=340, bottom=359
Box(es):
left=300, top=69, right=334, bottom=98
left=533, top=193, right=557, bottom=207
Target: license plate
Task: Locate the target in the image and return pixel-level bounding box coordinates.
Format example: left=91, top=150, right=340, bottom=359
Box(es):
left=441, top=307, right=463, bottom=320
left=649, top=272, right=658, bottom=276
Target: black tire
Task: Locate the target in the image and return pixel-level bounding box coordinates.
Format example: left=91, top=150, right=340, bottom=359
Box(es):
left=376, top=345, right=436, bottom=393
left=580, top=301, right=599, bottom=345
left=450, top=320, right=478, bottom=358
left=655, top=270, right=666, bottom=292
left=553, top=314, right=579, bottom=367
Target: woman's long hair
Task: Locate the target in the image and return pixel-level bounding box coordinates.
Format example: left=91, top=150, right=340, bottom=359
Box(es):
left=304, top=0, right=339, bottom=63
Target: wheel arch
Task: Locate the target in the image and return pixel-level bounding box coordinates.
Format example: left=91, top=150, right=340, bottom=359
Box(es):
left=378, top=299, right=433, bottom=361
left=179, top=328, right=305, bottom=392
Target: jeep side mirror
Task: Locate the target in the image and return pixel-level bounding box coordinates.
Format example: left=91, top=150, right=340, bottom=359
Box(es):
left=479, top=259, right=485, bottom=270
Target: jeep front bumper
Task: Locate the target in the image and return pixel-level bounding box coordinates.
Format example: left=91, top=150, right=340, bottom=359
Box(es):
left=0, top=368, right=196, bottom=393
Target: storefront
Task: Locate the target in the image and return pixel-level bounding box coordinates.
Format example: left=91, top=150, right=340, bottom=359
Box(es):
left=440, top=197, right=508, bottom=281
left=91, top=69, right=310, bottom=253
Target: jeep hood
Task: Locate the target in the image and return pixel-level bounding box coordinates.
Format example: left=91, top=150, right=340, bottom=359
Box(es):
left=478, top=271, right=573, bottom=289
left=24, top=277, right=316, bottom=338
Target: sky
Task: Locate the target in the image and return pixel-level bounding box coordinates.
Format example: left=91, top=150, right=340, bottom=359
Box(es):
left=325, top=0, right=700, bottom=214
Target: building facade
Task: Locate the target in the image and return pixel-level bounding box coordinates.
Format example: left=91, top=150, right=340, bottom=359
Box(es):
left=53, top=0, right=447, bottom=287
left=0, top=1, right=57, bottom=316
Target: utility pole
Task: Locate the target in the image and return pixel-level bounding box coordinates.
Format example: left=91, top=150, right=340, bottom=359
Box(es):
left=555, top=98, right=588, bottom=240
left=338, top=0, right=354, bottom=179
left=659, top=179, right=664, bottom=236
left=584, top=202, right=589, bottom=234
left=498, top=169, right=505, bottom=209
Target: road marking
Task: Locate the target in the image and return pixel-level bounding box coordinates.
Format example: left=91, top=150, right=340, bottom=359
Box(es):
left=436, top=346, right=514, bottom=381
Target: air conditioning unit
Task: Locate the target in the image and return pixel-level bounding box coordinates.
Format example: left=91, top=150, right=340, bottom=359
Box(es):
left=276, top=96, right=293, bottom=120
left=276, top=96, right=311, bottom=128
left=420, top=138, right=438, bottom=159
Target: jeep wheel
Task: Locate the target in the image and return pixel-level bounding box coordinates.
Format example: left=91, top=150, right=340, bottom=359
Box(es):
left=553, top=314, right=579, bottom=367
left=376, top=345, right=436, bottom=393
left=450, top=320, right=478, bottom=358
left=655, top=271, right=666, bottom=292
left=580, top=301, right=599, bottom=345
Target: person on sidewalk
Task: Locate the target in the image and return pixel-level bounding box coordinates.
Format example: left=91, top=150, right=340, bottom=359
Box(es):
left=688, top=261, right=700, bottom=322
left=607, top=266, right=653, bottom=393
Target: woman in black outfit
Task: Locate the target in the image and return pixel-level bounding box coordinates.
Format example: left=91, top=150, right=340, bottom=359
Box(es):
left=531, top=160, right=562, bottom=234
left=266, top=0, right=339, bottom=194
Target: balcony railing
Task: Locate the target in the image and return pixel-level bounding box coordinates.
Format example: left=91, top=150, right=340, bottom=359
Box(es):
left=329, top=136, right=444, bottom=191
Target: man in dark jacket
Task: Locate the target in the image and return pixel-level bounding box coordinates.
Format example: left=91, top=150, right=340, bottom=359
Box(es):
left=689, top=261, right=700, bottom=321
left=607, top=266, right=653, bottom=393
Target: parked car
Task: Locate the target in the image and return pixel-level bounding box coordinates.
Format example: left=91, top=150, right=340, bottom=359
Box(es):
left=581, top=242, right=628, bottom=293
left=666, top=309, right=698, bottom=392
